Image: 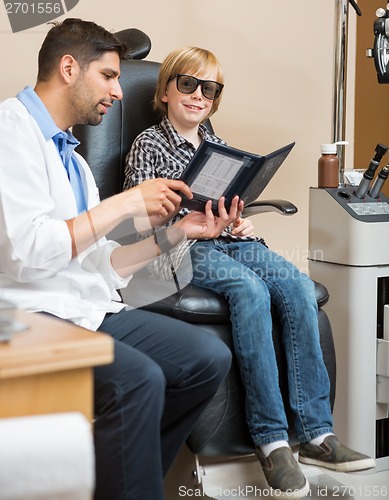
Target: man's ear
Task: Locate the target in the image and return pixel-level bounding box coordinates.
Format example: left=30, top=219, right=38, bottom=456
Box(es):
left=60, top=54, right=79, bottom=82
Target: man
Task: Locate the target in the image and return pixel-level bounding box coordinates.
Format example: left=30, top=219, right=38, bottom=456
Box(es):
left=0, top=18, right=236, bottom=499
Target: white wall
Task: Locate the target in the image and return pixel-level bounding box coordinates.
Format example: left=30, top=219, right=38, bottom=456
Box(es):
left=0, top=0, right=356, bottom=271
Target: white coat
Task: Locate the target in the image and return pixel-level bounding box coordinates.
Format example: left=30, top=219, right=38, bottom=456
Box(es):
left=0, top=97, right=130, bottom=330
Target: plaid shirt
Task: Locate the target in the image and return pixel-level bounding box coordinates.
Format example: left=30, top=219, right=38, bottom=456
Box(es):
left=124, top=116, right=264, bottom=278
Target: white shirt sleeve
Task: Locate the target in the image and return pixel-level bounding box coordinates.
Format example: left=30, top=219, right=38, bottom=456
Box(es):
left=0, top=99, right=131, bottom=289
left=0, top=100, right=75, bottom=281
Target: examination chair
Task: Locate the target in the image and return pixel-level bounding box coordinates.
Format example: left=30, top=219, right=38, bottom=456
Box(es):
left=73, top=29, right=336, bottom=496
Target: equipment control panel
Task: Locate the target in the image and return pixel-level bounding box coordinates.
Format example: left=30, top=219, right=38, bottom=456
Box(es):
left=322, top=187, right=389, bottom=222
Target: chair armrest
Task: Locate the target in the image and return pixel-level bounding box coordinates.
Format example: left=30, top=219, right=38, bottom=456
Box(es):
left=314, top=280, right=330, bottom=308
left=243, top=199, right=298, bottom=216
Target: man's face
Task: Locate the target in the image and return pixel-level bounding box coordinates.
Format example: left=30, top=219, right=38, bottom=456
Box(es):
left=69, top=51, right=123, bottom=126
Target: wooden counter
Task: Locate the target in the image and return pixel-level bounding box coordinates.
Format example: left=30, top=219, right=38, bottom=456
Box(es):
left=0, top=310, right=114, bottom=420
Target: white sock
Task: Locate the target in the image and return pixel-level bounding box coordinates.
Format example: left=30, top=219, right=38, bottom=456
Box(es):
left=309, top=432, right=334, bottom=446
left=260, top=440, right=289, bottom=457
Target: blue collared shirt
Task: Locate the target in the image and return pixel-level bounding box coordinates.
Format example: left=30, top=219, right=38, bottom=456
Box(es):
left=16, top=86, right=87, bottom=213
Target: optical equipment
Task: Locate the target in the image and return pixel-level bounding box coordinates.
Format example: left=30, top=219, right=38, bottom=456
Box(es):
left=354, top=143, right=389, bottom=198
left=170, top=74, right=224, bottom=100
left=367, top=4, right=389, bottom=83
left=309, top=0, right=389, bottom=464
left=369, top=163, right=389, bottom=198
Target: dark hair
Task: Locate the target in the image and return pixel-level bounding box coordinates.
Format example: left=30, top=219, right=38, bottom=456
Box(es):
left=37, top=18, right=127, bottom=82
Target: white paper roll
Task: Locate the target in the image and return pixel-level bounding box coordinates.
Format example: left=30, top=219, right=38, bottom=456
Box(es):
left=0, top=412, right=94, bottom=500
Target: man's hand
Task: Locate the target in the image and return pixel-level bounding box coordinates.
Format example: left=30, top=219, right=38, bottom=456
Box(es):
left=175, top=196, right=243, bottom=240
left=121, top=178, right=193, bottom=219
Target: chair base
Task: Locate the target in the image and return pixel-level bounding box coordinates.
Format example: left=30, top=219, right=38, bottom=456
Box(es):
left=164, top=444, right=205, bottom=499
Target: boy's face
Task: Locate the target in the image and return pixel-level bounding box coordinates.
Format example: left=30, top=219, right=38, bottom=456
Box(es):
left=162, top=69, right=218, bottom=132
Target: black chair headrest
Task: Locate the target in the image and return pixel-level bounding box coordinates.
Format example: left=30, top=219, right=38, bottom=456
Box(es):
left=114, top=28, right=151, bottom=60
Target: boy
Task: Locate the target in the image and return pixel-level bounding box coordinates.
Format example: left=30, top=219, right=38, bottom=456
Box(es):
left=124, top=46, right=375, bottom=499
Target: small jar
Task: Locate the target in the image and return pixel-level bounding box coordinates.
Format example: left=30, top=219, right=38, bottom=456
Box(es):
left=318, top=144, right=339, bottom=188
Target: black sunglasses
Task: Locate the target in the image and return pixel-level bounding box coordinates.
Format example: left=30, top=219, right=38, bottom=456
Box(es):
left=169, top=74, right=224, bottom=100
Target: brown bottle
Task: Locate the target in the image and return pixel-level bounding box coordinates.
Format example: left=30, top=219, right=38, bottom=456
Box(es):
left=318, top=144, right=339, bottom=188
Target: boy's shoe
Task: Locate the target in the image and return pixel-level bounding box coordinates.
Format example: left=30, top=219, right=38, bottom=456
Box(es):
left=256, top=446, right=310, bottom=499
left=299, top=435, right=376, bottom=472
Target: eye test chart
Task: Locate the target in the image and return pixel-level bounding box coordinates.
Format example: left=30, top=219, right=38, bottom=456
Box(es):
left=190, top=151, right=244, bottom=200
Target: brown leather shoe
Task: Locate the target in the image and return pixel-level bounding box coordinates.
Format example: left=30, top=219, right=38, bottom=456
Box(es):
left=256, top=446, right=310, bottom=499
left=299, top=435, right=376, bottom=472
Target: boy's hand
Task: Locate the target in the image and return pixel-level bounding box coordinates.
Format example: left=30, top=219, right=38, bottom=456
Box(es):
left=231, top=216, right=254, bottom=237
left=176, top=196, right=242, bottom=239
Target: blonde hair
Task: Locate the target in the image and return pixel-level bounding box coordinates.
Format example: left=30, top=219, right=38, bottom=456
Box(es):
left=154, top=46, right=224, bottom=118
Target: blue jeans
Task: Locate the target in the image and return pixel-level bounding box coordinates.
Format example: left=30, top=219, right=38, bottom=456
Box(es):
left=189, top=239, right=334, bottom=446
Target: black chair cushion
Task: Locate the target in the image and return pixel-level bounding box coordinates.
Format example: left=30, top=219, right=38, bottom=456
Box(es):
left=125, top=278, right=329, bottom=325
